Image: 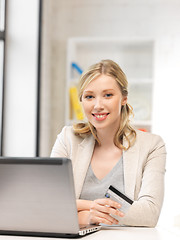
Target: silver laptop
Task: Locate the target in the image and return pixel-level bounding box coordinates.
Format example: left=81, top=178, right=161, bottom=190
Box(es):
left=0, top=157, right=101, bottom=237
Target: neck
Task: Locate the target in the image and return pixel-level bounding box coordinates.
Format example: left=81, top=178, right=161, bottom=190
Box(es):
left=95, top=117, right=121, bottom=148
left=96, top=127, right=117, bottom=148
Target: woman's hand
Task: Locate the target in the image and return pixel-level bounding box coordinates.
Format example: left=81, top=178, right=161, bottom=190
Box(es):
left=88, top=198, right=124, bottom=225
left=76, top=199, right=93, bottom=212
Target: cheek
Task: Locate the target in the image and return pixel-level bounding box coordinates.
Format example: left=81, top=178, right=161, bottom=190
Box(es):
left=111, top=99, right=122, bottom=114
left=82, top=101, right=91, bottom=114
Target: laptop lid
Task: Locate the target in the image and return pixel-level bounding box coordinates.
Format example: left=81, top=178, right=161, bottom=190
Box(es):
left=0, top=157, right=100, bottom=237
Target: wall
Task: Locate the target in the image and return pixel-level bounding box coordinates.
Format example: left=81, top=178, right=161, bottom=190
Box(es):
left=3, top=0, right=39, bottom=156
left=41, top=0, right=180, bottom=153
left=40, top=0, right=180, bottom=226
left=153, top=37, right=180, bottom=226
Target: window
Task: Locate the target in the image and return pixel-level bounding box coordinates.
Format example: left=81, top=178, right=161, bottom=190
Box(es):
left=0, top=0, right=6, bottom=155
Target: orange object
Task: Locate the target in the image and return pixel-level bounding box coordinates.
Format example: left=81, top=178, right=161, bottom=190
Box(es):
left=138, top=128, right=147, bottom=132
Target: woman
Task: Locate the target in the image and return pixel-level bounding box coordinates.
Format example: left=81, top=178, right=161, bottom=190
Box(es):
left=51, top=59, right=166, bottom=227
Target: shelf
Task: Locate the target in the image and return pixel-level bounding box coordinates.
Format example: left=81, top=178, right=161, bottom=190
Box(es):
left=132, top=121, right=152, bottom=132
left=128, top=78, right=153, bottom=85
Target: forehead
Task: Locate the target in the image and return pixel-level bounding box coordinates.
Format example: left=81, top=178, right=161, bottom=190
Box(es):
left=84, top=74, right=119, bottom=91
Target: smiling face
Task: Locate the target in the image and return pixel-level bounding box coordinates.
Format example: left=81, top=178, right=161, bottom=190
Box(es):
left=81, top=74, right=127, bottom=132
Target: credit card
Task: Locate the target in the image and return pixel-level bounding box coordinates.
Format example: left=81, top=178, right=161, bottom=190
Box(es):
left=105, top=185, right=133, bottom=214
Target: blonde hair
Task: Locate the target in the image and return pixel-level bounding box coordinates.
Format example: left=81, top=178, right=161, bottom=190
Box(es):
left=73, top=59, right=136, bottom=150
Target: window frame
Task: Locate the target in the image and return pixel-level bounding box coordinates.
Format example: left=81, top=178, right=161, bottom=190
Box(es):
left=0, top=0, right=6, bottom=156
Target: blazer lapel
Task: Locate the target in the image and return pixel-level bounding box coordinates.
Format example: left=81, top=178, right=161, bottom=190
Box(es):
left=123, top=138, right=139, bottom=200
left=73, top=135, right=95, bottom=198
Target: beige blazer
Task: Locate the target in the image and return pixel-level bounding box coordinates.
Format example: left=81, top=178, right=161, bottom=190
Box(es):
left=51, top=126, right=166, bottom=227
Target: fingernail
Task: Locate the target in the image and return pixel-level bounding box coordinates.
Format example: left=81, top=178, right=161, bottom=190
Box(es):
left=120, top=212, right=124, bottom=217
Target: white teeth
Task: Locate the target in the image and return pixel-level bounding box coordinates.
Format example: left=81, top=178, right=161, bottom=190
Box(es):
left=96, top=115, right=104, bottom=118
left=93, top=113, right=108, bottom=119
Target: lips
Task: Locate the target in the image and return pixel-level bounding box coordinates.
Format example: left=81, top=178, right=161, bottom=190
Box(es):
left=92, top=113, right=109, bottom=121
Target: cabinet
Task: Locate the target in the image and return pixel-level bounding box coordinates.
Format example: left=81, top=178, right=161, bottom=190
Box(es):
left=66, top=37, right=154, bottom=132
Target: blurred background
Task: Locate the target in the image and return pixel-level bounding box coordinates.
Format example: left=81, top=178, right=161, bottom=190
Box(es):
left=0, top=0, right=180, bottom=229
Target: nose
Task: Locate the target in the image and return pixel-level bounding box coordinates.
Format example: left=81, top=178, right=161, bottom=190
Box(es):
left=94, top=97, right=104, bottom=111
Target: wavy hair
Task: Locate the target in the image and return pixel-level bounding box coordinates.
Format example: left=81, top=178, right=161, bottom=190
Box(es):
left=73, top=59, right=136, bottom=150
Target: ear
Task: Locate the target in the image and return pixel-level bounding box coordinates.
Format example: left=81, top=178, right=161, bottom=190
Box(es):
left=122, top=96, right=127, bottom=106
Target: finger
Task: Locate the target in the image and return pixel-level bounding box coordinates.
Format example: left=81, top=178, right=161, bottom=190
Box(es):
left=91, top=201, right=124, bottom=217
left=90, top=216, right=119, bottom=225
left=94, top=198, right=121, bottom=209
left=92, top=199, right=124, bottom=217
left=89, top=209, right=119, bottom=225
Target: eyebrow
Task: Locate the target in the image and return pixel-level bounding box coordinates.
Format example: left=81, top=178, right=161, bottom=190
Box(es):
left=83, top=89, right=115, bottom=93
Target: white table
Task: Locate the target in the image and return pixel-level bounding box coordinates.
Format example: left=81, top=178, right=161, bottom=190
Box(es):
left=0, top=226, right=179, bottom=240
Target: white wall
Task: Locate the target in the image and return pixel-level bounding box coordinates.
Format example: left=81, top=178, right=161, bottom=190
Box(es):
left=153, top=37, right=180, bottom=226
left=3, top=0, right=39, bottom=156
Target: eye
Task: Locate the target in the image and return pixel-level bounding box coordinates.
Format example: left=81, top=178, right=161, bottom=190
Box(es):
left=85, top=95, right=94, bottom=99
left=105, top=93, right=113, bottom=98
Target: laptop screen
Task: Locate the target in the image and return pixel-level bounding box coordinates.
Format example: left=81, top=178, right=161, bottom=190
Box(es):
left=0, top=157, right=80, bottom=236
